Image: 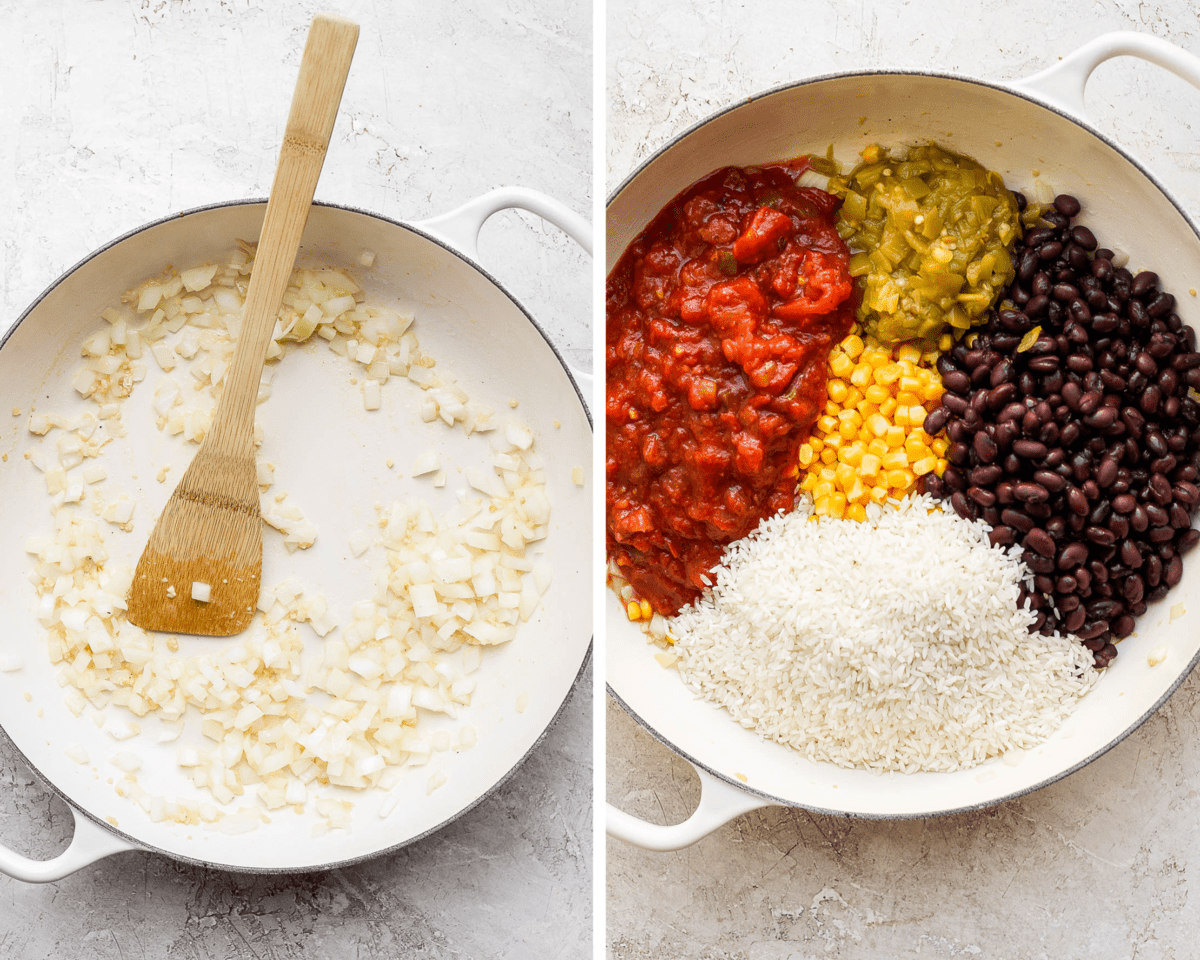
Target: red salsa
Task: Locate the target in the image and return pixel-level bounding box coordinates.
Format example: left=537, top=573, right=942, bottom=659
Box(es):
left=606, top=159, right=855, bottom=614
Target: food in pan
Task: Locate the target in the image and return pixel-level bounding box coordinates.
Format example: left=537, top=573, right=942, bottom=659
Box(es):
left=607, top=143, right=1199, bottom=772
left=19, top=244, right=554, bottom=831
left=606, top=160, right=855, bottom=614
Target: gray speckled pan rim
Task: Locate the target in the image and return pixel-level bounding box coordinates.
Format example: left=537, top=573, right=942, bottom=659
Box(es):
left=0, top=197, right=593, bottom=874
left=606, top=67, right=1200, bottom=822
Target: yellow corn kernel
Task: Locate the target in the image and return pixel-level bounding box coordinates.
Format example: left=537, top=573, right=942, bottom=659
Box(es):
left=850, top=363, right=873, bottom=388
left=906, top=443, right=932, bottom=465
left=913, top=456, right=938, bottom=476
left=827, top=379, right=849, bottom=403
left=897, top=343, right=922, bottom=365
left=827, top=493, right=847, bottom=517
left=626, top=600, right=642, bottom=621
left=874, top=363, right=901, bottom=386
left=814, top=495, right=832, bottom=517
left=844, top=387, right=864, bottom=407
left=856, top=400, right=878, bottom=419
left=847, top=502, right=868, bottom=522
left=820, top=467, right=836, bottom=482
left=896, top=391, right=920, bottom=407
left=887, top=469, right=912, bottom=489
left=640, top=599, right=652, bottom=620
left=838, top=419, right=858, bottom=440
left=931, top=437, right=949, bottom=456
left=909, top=428, right=932, bottom=446
left=813, top=480, right=834, bottom=501
left=864, top=384, right=890, bottom=404
left=824, top=433, right=843, bottom=451
left=840, top=442, right=866, bottom=467
left=829, top=352, right=855, bottom=378
left=881, top=448, right=909, bottom=470
left=847, top=477, right=866, bottom=503
left=825, top=399, right=841, bottom=416
left=893, top=406, right=910, bottom=427
left=935, top=457, right=948, bottom=477
left=868, top=438, right=889, bottom=458
left=798, top=443, right=815, bottom=467
left=899, top=375, right=922, bottom=394
left=878, top=397, right=898, bottom=418
left=870, top=485, right=889, bottom=503
left=820, top=447, right=837, bottom=465
left=818, top=415, right=838, bottom=433
left=883, top=424, right=903, bottom=446
left=865, top=349, right=890, bottom=369
left=800, top=473, right=818, bottom=492
left=835, top=462, right=856, bottom=488
left=859, top=453, right=881, bottom=478
left=938, top=333, right=953, bottom=352
left=842, top=334, right=865, bottom=359
left=867, top=413, right=890, bottom=437
left=924, top=381, right=944, bottom=403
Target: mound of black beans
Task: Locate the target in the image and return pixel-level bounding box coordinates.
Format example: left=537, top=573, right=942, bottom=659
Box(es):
left=922, top=193, right=1200, bottom=668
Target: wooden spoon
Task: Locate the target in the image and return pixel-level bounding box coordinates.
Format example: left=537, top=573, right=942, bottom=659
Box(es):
left=126, top=14, right=359, bottom=635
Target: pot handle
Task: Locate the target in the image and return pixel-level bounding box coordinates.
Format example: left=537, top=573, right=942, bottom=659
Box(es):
left=606, top=763, right=771, bottom=851
left=416, top=188, right=593, bottom=398
left=0, top=802, right=135, bottom=882
left=1014, top=31, right=1200, bottom=120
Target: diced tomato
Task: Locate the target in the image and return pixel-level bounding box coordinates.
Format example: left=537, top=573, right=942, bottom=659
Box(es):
left=732, top=206, right=795, bottom=263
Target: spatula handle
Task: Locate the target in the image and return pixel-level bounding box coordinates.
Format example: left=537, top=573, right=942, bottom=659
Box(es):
left=208, top=14, right=359, bottom=454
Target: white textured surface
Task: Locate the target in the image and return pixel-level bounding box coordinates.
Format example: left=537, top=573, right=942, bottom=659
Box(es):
left=0, top=1, right=591, bottom=956
left=607, top=2, right=1200, bottom=957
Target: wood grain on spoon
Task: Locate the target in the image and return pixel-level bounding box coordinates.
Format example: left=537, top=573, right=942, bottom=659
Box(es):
left=126, top=14, right=359, bottom=636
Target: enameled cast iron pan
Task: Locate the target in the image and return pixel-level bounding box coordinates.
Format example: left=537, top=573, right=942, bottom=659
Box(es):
left=606, top=33, right=1200, bottom=850
left=0, top=190, right=592, bottom=879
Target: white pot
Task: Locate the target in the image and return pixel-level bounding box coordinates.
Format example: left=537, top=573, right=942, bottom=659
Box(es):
left=0, top=190, right=592, bottom=879
left=606, top=32, right=1200, bottom=850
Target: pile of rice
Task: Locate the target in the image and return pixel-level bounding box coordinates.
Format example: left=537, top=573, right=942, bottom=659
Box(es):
left=669, top=494, right=1100, bottom=773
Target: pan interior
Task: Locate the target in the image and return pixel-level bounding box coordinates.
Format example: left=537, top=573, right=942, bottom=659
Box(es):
left=606, top=73, right=1200, bottom=817
left=0, top=202, right=592, bottom=870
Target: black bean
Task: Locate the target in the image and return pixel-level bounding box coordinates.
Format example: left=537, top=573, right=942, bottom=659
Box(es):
left=1112, top=493, right=1137, bottom=514
left=1057, top=542, right=1089, bottom=570
left=1039, top=241, right=1064, bottom=261
left=988, top=526, right=1017, bottom=547
left=1002, top=508, right=1035, bottom=533
left=973, top=432, right=998, bottom=463
left=1149, top=473, right=1174, bottom=505
left=942, top=370, right=970, bottom=395
left=1054, top=194, right=1082, bottom=217
left=1131, top=271, right=1159, bottom=298
left=1013, top=439, right=1048, bottom=460
left=1025, top=528, right=1056, bottom=557
left=1085, top=526, right=1116, bottom=546
left=923, top=407, right=950, bottom=436
left=1072, top=225, right=1097, bottom=250
left=968, top=486, right=997, bottom=508
left=1165, top=554, right=1184, bottom=587
left=950, top=491, right=974, bottom=520
left=1014, top=482, right=1050, bottom=504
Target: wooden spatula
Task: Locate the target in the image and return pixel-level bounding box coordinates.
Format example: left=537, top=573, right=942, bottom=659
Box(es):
left=126, top=14, right=359, bottom=636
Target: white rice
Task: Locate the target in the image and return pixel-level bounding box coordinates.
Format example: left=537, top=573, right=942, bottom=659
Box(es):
left=669, top=493, right=1099, bottom=773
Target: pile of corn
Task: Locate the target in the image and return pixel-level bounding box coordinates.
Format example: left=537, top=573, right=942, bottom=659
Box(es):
left=798, top=332, right=948, bottom=520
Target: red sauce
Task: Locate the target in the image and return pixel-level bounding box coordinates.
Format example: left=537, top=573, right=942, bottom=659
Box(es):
left=606, top=159, right=855, bottom=615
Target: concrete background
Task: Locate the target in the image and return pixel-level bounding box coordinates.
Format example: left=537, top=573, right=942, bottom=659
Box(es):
left=606, top=2, right=1200, bottom=958
left=0, top=1, right=592, bottom=957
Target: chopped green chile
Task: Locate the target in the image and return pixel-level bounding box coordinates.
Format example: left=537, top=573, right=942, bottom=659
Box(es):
left=828, top=144, right=1022, bottom=347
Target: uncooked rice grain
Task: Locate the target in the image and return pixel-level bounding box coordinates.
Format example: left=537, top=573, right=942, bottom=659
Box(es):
left=669, top=494, right=1100, bottom=773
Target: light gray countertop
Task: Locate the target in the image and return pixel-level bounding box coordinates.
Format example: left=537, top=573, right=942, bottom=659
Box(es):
left=0, top=1, right=592, bottom=956
left=606, top=2, right=1200, bottom=957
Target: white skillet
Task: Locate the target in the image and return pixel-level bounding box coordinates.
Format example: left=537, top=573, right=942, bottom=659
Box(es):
left=0, top=190, right=592, bottom=879
left=606, top=32, right=1200, bottom=849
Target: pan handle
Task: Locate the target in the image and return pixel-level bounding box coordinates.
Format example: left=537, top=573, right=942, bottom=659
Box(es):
left=1013, top=31, right=1200, bottom=121
left=606, top=764, right=771, bottom=851
left=416, top=188, right=593, bottom=399
left=0, top=802, right=135, bottom=882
